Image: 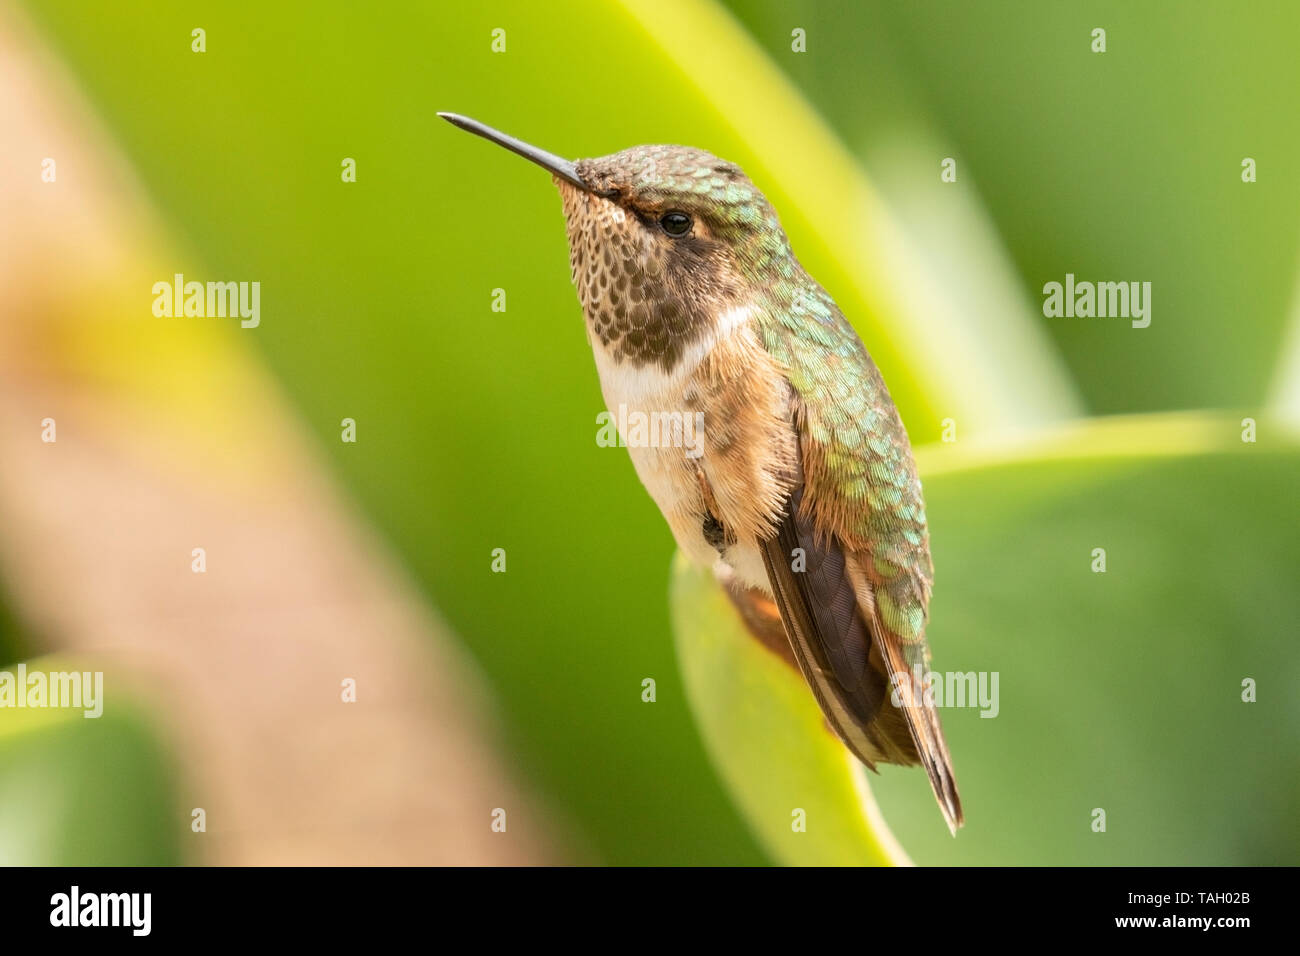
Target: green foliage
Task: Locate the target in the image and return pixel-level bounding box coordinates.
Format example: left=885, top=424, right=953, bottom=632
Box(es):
left=29, top=0, right=817, bottom=864
left=0, top=660, right=182, bottom=865
left=871, top=426, right=1300, bottom=864
left=672, top=555, right=908, bottom=865
left=21, top=0, right=1298, bottom=864
left=725, top=0, right=1300, bottom=414
left=670, top=417, right=1299, bottom=864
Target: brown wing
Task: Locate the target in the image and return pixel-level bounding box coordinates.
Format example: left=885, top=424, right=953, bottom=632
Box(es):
left=759, top=484, right=964, bottom=833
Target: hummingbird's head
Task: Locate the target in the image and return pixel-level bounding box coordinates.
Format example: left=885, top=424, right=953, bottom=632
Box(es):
left=555, top=143, right=795, bottom=368
left=440, top=114, right=797, bottom=371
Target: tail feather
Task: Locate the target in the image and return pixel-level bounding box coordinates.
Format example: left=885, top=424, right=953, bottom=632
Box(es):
left=758, top=488, right=963, bottom=833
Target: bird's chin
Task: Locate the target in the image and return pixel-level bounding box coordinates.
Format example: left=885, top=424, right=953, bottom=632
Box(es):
left=553, top=176, right=586, bottom=199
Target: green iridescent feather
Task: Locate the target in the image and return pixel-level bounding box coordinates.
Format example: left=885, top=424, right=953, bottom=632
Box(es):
left=755, top=277, right=934, bottom=660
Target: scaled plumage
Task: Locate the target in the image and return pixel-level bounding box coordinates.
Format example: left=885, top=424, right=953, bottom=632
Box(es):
left=557, top=142, right=963, bottom=833
left=440, top=115, right=963, bottom=832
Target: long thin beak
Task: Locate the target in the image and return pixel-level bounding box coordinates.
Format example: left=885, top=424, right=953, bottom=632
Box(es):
left=438, top=112, right=588, bottom=191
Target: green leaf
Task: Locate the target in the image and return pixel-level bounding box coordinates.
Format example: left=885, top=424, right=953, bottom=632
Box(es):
left=724, top=0, right=1300, bottom=415
left=672, top=413, right=1297, bottom=865
left=23, top=0, right=1072, bottom=865
left=671, top=555, right=909, bottom=865
left=881, top=414, right=1300, bottom=864
left=25, top=0, right=1296, bottom=867
left=0, top=658, right=182, bottom=865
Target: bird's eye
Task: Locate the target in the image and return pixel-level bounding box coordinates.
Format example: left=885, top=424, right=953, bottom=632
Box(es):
left=659, top=211, right=692, bottom=237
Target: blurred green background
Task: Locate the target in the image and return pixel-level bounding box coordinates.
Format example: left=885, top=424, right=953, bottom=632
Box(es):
left=3, top=0, right=1297, bottom=864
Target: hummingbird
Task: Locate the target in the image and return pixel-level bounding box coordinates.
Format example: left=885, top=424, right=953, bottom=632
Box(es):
left=440, top=113, right=963, bottom=833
